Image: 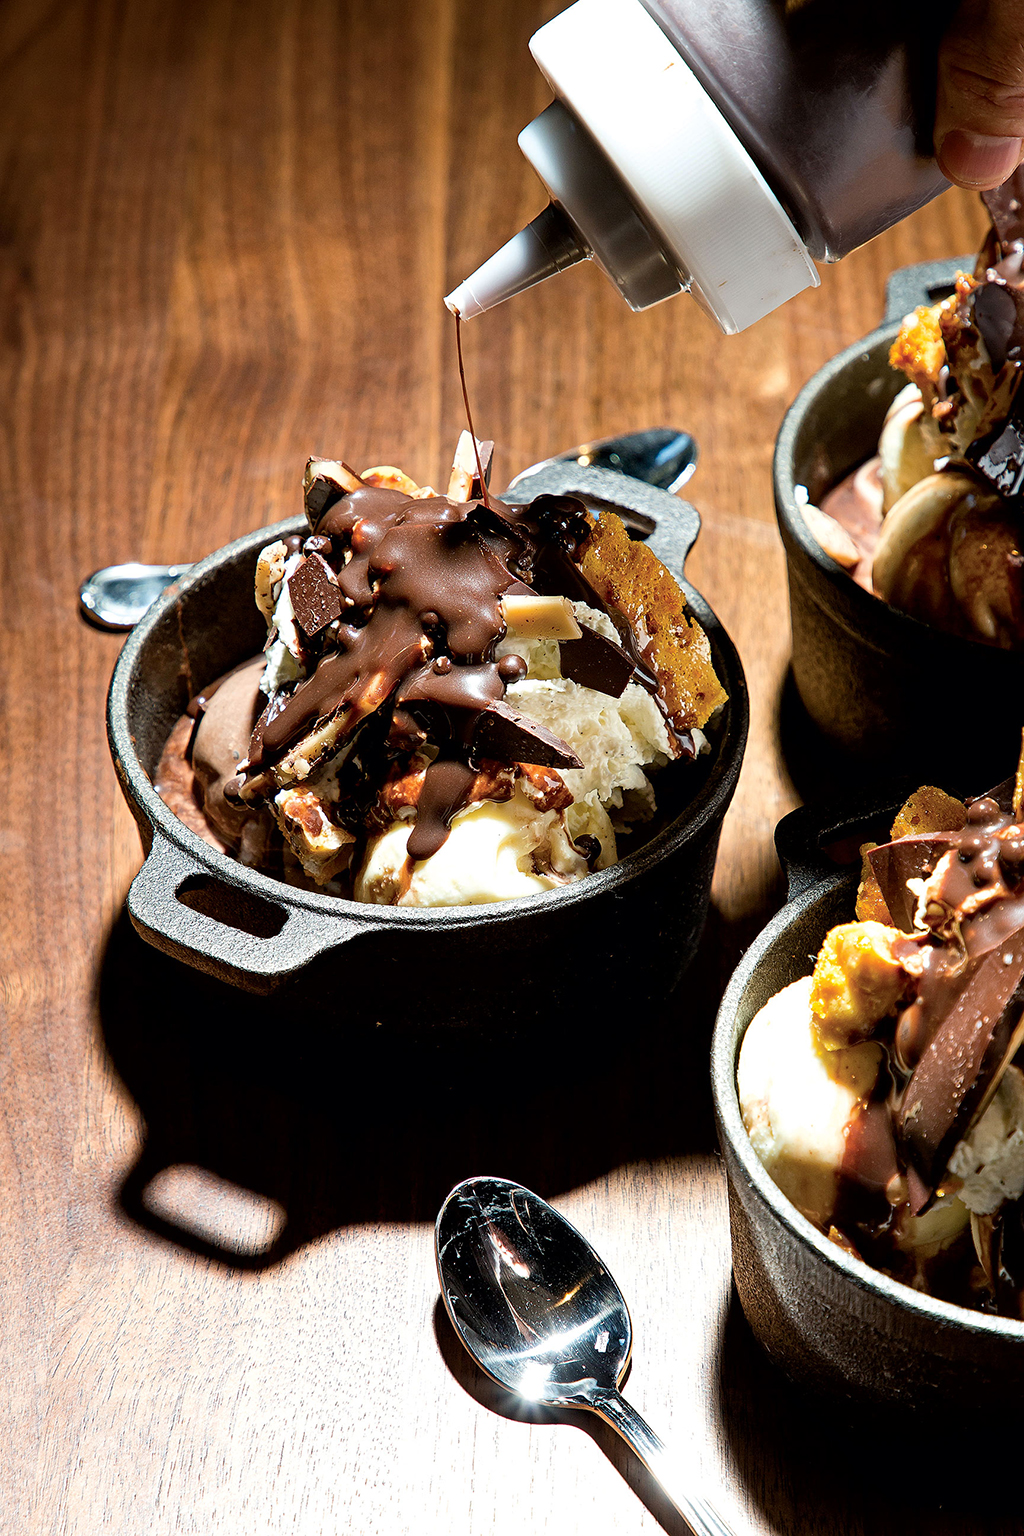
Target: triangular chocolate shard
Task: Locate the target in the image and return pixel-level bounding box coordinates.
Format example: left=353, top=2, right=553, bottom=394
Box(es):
left=896, top=934, right=1024, bottom=1194
left=558, top=624, right=635, bottom=697
left=973, top=279, right=1024, bottom=371
left=471, top=699, right=582, bottom=770
left=982, top=166, right=1024, bottom=247
left=866, top=835, right=957, bottom=932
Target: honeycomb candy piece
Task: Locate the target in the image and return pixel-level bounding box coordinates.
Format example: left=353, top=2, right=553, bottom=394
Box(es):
left=854, top=843, right=892, bottom=924
left=889, top=301, right=950, bottom=393
left=810, top=921, right=908, bottom=1049
left=578, top=512, right=727, bottom=730
left=890, top=786, right=966, bottom=840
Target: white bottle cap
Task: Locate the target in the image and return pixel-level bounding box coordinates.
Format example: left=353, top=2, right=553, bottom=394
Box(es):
left=446, top=0, right=821, bottom=332
left=529, top=0, right=818, bottom=333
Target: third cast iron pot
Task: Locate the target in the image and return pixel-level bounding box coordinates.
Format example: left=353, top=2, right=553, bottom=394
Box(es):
left=712, top=782, right=1024, bottom=1417
left=774, top=256, right=1024, bottom=785
left=107, top=461, right=747, bottom=1039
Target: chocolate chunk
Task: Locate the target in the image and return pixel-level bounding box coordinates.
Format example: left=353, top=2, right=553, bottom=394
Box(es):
left=968, top=397, right=1024, bottom=497
left=896, top=933, right=1024, bottom=1195
left=302, top=457, right=363, bottom=525
left=288, top=553, right=342, bottom=638
left=867, top=835, right=955, bottom=932
left=559, top=624, right=635, bottom=697
left=982, top=166, right=1024, bottom=247
left=472, top=699, right=582, bottom=769
left=974, top=280, right=1023, bottom=371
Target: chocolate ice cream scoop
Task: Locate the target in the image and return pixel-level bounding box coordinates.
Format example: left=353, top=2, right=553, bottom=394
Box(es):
left=191, top=656, right=267, bottom=843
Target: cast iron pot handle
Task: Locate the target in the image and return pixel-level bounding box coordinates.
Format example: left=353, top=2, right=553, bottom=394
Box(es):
left=127, top=828, right=359, bottom=989
left=884, top=255, right=973, bottom=325
left=500, top=462, right=701, bottom=572
left=774, top=782, right=915, bottom=900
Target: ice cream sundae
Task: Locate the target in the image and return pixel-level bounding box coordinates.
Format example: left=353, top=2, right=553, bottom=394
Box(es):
left=739, top=772, right=1024, bottom=1317
left=802, top=170, right=1024, bottom=648
left=155, top=433, right=725, bottom=906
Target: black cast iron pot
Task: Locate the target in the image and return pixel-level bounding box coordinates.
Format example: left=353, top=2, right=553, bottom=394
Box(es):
left=107, top=462, right=747, bottom=1036
left=712, top=785, right=1024, bottom=1416
left=774, top=256, right=1024, bottom=785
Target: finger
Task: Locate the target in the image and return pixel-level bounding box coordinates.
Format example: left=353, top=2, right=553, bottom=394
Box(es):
left=935, top=0, right=1024, bottom=189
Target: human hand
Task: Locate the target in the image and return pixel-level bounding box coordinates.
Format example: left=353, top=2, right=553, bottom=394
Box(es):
left=936, top=0, right=1024, bottom=189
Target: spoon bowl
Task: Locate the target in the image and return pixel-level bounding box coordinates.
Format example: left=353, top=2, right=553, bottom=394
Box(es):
left=436, top=1176, right=631, bottom=1406
left=436, top=1176, right=733, bottom=1536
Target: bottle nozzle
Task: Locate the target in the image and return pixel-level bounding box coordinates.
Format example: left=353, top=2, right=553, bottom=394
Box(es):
left=444, top=202, right=586, bottom=320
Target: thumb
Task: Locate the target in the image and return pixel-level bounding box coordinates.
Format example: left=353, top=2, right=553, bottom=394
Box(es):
left=935, top=0, right=1024, bottom=189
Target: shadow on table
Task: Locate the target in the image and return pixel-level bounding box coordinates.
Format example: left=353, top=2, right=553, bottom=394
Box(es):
left=715, top=1291, right=1024, bottom=1534
left=432, top=1298, right=694, bottom=1536
left=97, top=889, right=763, bottom=1268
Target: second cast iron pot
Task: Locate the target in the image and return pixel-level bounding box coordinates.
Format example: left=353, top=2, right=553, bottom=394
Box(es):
left=712, top=782, right=1024, bottom=1417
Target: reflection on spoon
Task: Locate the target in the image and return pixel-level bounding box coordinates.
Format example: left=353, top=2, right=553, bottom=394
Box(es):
left=79, top=562, right=191, bottom=630
left=435, top=1175, right=733, bottom=1536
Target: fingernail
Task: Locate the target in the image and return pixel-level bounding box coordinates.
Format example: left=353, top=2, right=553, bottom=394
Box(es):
left=937, top=129, right=1023, bottom=189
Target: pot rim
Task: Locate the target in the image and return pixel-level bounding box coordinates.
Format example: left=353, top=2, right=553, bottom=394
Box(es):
left=772, top=319, right=1019, bottom=663
left=108, top=513, right=748, bottom=930
left=711, top=866, right=1024, bottom=1342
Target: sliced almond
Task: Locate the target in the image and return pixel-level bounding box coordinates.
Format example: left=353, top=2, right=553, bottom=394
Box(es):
left=447, top=430, right=493, bottom=502
left=255, top=539, right=289, bottom=622
left=500, top=593, right=582, bottom=641
left=362, top=465, right=423, bottom=496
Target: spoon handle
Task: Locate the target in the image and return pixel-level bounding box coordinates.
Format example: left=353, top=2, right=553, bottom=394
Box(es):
left=587, top=1388, right=734, bottom=1536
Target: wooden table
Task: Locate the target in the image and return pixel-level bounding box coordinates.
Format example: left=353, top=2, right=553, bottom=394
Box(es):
left=3, top=2, right=1014, bottom=1532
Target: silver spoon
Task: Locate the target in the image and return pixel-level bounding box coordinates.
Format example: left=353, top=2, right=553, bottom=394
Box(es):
left=435, top=1175, right=732, bottom=1536
left=79, top=561, right=191, bottom=631
left=77, top=429, right=697, bottom=631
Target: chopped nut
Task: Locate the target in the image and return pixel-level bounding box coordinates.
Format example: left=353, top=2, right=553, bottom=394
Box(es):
left=518, top=762, right=573, bottom=812
left=810, top=921, right=908, bottom=1049
left=274, top=786, right=355, bottom=884
left=500, top=593, right=582, bottom=640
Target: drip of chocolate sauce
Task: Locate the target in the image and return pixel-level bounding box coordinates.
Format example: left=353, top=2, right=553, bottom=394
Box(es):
left=455, top=311, right=492, bottom=511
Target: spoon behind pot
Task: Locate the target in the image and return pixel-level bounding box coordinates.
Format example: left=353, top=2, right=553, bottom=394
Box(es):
left=77, top=428, right=697, bottom=630
left=435, top=1175, right=732, bottom=1536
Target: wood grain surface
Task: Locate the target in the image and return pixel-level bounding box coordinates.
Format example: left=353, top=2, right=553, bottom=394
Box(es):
left=0, top=2, right=1012, bottom=1533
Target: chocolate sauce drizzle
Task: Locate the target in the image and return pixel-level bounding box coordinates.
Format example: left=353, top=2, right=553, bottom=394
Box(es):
left=240, top=477, right=666, bottom=859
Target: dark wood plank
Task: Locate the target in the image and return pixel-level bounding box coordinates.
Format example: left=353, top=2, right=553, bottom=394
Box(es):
left=0, top=0, right=1007, bottom=1530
